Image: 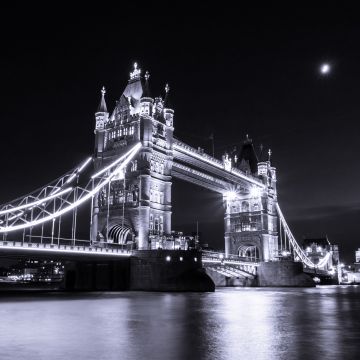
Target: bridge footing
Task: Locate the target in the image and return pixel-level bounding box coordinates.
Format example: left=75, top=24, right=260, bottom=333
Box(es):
left=62, top=250, right=215, bottom=292
left=257, top=261, right=315, bottom=287
left=129, top=250, right=215, bottom=292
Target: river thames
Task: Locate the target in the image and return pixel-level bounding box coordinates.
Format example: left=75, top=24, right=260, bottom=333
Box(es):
left=0, top=286, right=359, bottom=359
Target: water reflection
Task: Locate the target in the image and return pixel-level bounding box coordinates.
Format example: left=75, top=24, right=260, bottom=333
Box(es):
left=0, top=286, right=359, bottom=359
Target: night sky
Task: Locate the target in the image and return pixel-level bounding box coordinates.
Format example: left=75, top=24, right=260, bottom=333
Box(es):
left=0, top=4, right=359, bottom=263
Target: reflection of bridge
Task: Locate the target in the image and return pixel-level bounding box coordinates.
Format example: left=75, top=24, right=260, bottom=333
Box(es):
left=0, top=63, right=337, bottom=288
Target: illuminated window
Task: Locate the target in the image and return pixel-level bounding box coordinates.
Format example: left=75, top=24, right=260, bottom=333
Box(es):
left=149, top=214, right=153, bottom=230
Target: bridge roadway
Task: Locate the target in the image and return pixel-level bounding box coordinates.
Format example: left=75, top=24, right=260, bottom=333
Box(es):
left=0, top=241, right=259, bottom=269
left=172, top=139, right=264, bottom=193
left=0, top=240, right=131, bottom=260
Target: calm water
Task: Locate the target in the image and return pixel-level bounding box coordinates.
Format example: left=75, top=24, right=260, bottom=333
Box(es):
left=0, top=286, right=359, bottom=360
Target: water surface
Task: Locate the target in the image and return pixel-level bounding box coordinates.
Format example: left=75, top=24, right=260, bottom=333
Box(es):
left=0, top=286, right=359, bottom=359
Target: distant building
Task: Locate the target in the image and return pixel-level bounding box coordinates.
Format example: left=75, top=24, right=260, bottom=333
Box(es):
left=302, top=236, right=339, bottom=271
left=356, top=248, right=360, bottom=263
left=7, top=259, right=64, bottom=282
left=354, top=248, right=360, bottom=272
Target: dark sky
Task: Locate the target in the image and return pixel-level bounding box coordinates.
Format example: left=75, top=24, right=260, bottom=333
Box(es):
left=0, top=3, right=359, bottom=263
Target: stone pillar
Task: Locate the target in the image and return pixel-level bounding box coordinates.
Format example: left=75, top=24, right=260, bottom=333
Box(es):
left=91, top=194, right=99, bottom=242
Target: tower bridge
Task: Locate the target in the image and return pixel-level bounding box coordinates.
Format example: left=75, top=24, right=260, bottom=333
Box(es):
left=0, top=63, right=338, bottom=290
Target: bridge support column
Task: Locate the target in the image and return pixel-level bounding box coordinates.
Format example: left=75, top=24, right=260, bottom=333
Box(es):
left=91, top=195, right=99, bottom=243
left=225, top=235, right=231, bottom=257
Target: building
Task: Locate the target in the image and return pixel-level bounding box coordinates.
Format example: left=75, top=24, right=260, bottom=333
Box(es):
left=302, top=236, right=339, bottom=271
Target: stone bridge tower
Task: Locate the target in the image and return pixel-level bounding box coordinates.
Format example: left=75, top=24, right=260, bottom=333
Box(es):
left=92, top=63, right=174, bottom=250
left=224, top=138, right=278, bottom=261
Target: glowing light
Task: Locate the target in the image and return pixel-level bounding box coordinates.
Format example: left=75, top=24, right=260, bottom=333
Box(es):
left=0, top=242, right=131, bottom=257
left=0, top=143, right=141, bottom=233
left=249, top=187, right=261, bottom=198
left=219, top=254, right=224, bottom=260
left=194, top=257, right=197, bottom=262
left=276, top=203, right=332, bottom=269
left=66, top=157, right=92, bottom=184
left=306, top=247, right=311, bottom=252
left=166, top=256, right=171, bottom=262
left=91, top=143, right=141, bottom=179
left=225, top=191, right=237, bottom=201
left=320, top=63, right=330, bottom=74
left=0, top=187, right=73, bottom=216
left=179, top=256, right=183, bottom=261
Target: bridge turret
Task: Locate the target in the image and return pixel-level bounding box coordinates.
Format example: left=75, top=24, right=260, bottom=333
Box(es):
left=94, top=86, right=109, bottom=155
left=236, top=135, right=258, bottom=175
left=163, top=83, right=174, bottom=127
left=140, top=71, right=154, bottom=116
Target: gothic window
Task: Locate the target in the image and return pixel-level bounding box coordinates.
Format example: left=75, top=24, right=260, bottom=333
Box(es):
left=150, top=214, right=154, bottom=230
left=253, top=203, right=259, bottom=211
left=150, top=160, right=155, bottom=172
left=160, top=216, right=164, bottom=233
left=154, top=217, right=159, bottom=232
left=241, top=201, right=249, bottom=212
left=155, top=163, right=159, bottom=173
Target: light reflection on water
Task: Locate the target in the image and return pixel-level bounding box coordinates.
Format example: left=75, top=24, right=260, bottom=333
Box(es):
left=0, top=286, right=359, bottom=360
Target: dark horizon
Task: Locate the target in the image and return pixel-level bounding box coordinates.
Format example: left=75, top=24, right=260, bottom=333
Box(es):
left=0, top=4, right=359, bottom=263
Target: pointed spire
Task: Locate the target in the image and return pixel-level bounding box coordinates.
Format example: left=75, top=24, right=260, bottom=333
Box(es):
left=129, top=62, right=141, bottom=81
left=258, top=144, right=267, bottom=162
left=268, top=149, right=272, bottom=162
left=142, top=71, right=152, bottom=98
left=97, top=86, right=108, bottom=113
left=163, top=83, right=172, bottom=109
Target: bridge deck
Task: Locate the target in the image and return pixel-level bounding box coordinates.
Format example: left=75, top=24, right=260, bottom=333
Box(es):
left=0, top=241, right=131, bottom=259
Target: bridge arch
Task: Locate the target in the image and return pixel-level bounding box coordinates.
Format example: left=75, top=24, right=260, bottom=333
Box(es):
left=238, top=244, right=259, bottom=261
left=107, top=224, right=134, bottom=244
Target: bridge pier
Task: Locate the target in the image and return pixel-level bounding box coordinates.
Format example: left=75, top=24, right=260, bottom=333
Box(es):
left=257, top=261, right=315, bottom=287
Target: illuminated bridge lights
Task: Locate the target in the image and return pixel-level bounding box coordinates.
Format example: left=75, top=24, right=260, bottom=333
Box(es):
left=0, top=241, right=131, bottom=257
left=0, top=143, right=142, bottom=233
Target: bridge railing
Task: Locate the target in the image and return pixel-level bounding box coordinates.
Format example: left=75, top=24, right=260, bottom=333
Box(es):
left=201, top=250, right=260, bottom=265
left=0, top=239, right=132, bottom=256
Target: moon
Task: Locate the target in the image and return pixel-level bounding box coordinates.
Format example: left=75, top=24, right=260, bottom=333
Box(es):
left=320, top=63, right=331, bottom=75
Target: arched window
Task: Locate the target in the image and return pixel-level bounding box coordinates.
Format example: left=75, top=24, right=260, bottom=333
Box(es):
left=253, top=203, right=259, bottom=211
left=154, top=217, right=159, bottom=232
left=149, top=214, right=154, bottom=230
left=241, top=201, right=249, bottom=212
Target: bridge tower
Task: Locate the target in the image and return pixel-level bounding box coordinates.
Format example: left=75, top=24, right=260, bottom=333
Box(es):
left=224, top=138, right=278, bottom=261
left=91, top=63, right=174, bottom=250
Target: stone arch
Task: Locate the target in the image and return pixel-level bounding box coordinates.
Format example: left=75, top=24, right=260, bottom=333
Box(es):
left=238, top=244, right=260, bottom=261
